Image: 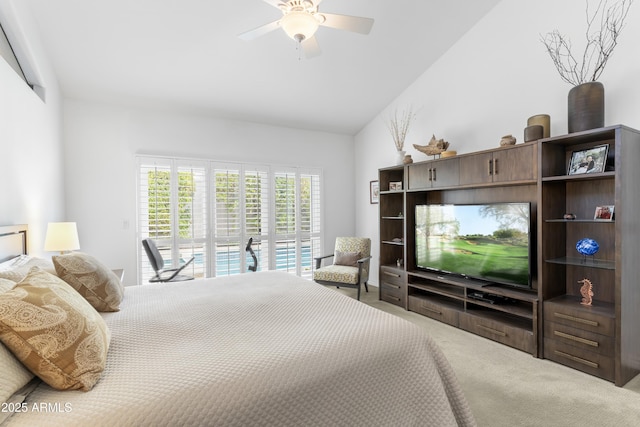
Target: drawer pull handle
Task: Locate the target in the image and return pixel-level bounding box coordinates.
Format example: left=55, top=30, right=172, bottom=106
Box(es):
left=554, top=350, right=599, bottom=369
left=387, top=296, right=401, bottom=302
left=385, top=284, right=401, bottom=289
left=383, top=271, right=401, bottom=278
left=554, top=331, right=599, bottom=347
left=477, top=324, right=507, bottom=337
left=421, top=305, right=442, bottom=315
left=554, top=312, right=599, bottom=327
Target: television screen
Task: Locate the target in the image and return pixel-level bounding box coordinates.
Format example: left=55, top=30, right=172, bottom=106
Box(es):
left=415, top=203, right=531, bottom=288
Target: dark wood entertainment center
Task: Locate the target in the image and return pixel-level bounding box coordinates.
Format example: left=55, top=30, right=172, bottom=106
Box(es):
left=378, top=125, right=640, bottom=386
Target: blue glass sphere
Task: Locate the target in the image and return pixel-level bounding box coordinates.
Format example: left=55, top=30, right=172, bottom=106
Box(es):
left=576, top=238, right=599, bottom=256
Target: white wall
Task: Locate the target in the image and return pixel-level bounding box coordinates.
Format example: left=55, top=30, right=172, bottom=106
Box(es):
left=0, top=0, right=63, bottom=255
left=63, top=100, right=355, bottom=285
left=355, top=0, right=640, bottom=285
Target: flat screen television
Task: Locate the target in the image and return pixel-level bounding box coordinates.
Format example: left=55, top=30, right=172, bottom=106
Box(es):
left=415, top=202, right=531, bottom=289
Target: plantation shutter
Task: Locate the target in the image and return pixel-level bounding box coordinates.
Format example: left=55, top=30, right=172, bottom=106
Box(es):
left=137, top=156, right=322, bottom=284
left=300, top=170, right=322, bottom=279
left=273, top=169, right=298, bottom=274
left=244, top=166, right=270, bottom=272
left=212, top=165, right=242, bottom=276
left=176, top=161, right=208, bottom=279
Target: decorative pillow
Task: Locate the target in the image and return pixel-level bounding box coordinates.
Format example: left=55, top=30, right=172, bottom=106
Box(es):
left=0, top=256, right=56, bottom=282
left=53, top=252, right=124, bottom=312
left=334, top=251, right=360, bottom=267
left=0, top=278, right=36, bottom=404
left=0, top=267, right=111, bottom=391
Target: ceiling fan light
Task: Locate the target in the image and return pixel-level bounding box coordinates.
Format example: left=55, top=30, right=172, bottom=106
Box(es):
left=281, top=11, right=319, bottom=42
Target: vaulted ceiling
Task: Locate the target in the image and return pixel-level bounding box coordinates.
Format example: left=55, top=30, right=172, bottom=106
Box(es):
left=23, top=0, right=500, bottom=135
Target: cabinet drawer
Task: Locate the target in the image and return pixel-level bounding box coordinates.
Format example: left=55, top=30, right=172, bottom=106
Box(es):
left=380, top=281, right=405, bottom=307
left=544, top=301, right=614, bottom=336
left=544, top=338, right=614, bottom=382
left=379, top=267, right=405, bottom=286
left=408, top=296, right=459, bottom=327
left=460, top=313, right=535, bottom=354
left=544, top=322, right=614, bottom=357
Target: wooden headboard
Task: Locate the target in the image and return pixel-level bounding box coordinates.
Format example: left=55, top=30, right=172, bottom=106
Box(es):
left=0, top=225, right=28, bottom=263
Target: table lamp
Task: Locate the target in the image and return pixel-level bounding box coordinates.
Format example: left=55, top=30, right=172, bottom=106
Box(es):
left=44, top=222, right=80, bottom=254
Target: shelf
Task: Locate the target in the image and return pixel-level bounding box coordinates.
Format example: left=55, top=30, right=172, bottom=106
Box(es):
left=381, top=216, right=404, bottom=220
left=408, top=281, right=465, bottom=300
left=380, top=190, right=404, bottom=195
left=542, top=171, right=615, bottom=182
left=545, top=219, right=615, bottom=223
left=545, top=257, right=615, bottom=270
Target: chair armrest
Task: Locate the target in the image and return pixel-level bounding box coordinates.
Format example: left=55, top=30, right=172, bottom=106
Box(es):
left=164, top=256, right=195, bottom=281
left=314, top=254, right=334, bottom=269
left=356, top=255, right=372, bottom=285
left=356, top=255, right=372, bottom=264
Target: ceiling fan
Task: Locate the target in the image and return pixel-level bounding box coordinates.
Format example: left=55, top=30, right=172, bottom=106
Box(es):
left=238, top=0, right=374, bottom=58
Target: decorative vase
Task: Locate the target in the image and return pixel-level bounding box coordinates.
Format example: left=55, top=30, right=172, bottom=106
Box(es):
left=524, top=125, right=543, bottom=142
left=499, top=134, right=516, bottom=146
left=527, top=114, right=550, bottom=138
left=568, top=82, right=604, bottom=133
left=396, top=150, right=406, bottom=165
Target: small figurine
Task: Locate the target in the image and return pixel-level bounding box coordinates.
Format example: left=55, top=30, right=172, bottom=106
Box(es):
left=578, top=278, right=594, bottom=306
left=413, top=134, right=450, bottom=158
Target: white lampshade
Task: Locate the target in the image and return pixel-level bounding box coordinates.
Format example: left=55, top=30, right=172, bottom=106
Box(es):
left=281, top=11, right=319, bottom=42
left=44, top=222, right=80, bottom=254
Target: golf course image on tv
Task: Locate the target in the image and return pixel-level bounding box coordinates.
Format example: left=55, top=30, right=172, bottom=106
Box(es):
left=415, top=203, right=531, bottom=288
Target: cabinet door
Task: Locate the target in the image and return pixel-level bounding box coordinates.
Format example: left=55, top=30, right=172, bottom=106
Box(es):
left=492, top=143, right=537, bottom=183
left=429, top=158, right=459, bottom=188
left=459, top=152, right=493, bottom=186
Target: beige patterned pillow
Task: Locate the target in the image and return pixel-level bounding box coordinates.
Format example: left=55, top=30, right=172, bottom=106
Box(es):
left=0, top=267, right=110, bottom=391
left=0, top=278, right=36, bottom=403
left=53, top=252, right=124, bottom=312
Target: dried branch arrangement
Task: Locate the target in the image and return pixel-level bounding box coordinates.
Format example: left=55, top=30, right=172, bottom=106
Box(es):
left=385, top=106, right=416, bottom=151
left=541, top=0, right=633, bottom=86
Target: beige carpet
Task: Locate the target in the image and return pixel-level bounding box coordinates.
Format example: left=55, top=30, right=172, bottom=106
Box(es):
left=329, top=285, right=640, bottom=427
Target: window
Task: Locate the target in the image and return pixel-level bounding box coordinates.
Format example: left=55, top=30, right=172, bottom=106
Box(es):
left=0, top=23, right=28, bottom=86
left=137, top=156, right=322, bottom=284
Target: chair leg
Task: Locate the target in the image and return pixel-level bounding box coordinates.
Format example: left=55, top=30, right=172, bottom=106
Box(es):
left=356, top=283, right=361, bottom=300
left=364, top=282, right=369, bottom=293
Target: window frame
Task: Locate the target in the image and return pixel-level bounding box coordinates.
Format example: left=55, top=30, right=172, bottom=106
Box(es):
left=136, top=155, right=323, bottom=284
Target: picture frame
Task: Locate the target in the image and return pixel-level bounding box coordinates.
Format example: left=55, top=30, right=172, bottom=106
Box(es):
left=389, top=181, right=403, bottom=191
left=594, top=205, right=614, bottom=221
left=370, top=180, right=379, bottom=204
left=568, top=144, right=609, bottom=175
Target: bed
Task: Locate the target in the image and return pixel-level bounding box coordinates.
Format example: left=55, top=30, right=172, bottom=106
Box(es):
left=0, top=225, right=476, bottom=426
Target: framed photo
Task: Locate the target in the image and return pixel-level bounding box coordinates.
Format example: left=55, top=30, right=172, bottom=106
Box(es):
left=568, top=144, right=608, bottom=175
left=370, top=180, right=379, bottom=204
left=389, top=181, right=403, bottom=191
left=594, top=205, right=614, bottom=221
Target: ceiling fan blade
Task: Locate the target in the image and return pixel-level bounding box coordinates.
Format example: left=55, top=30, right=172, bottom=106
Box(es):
left=238, top=20, right=281, bottom=41
left=301, top=35, right=321, bottom=58
left=319, top=13, right=374, bottom=34
left=261, top=0, right=285, bottom=9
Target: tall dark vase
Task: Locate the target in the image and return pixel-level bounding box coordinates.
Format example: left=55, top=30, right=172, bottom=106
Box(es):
left=568, top=81, right=604, bottom=133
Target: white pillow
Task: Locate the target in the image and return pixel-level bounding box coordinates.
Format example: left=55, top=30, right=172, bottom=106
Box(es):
left=0, top=256, right=56, bottom=282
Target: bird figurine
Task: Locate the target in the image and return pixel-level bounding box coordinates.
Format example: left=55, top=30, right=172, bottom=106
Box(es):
left=413, top=134, right=450, bottom=158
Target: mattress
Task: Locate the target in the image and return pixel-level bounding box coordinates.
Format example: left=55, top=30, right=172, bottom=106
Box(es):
left=2, top=271, right=475, bottom=426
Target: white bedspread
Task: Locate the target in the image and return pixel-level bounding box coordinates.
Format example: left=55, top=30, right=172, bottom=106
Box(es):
left=3, top=271, right=475, bottom=426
